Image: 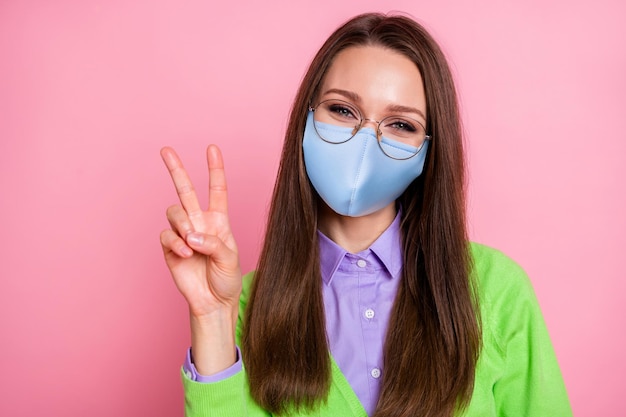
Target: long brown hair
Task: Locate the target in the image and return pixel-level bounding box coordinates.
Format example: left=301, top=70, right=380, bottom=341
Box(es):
left=242, top=13, right=481, bottom=417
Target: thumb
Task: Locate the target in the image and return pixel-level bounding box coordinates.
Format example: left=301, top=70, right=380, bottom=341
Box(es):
left=186, top=232, right=237, bottom=265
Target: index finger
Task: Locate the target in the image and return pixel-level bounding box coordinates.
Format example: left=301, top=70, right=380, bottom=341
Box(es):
left=206, top=144, right=229, bottom=214
left=160, top=147, right=204, bottom=224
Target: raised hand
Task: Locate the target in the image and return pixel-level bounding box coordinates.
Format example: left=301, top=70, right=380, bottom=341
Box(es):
left=160, top=145, right=241, bottom=374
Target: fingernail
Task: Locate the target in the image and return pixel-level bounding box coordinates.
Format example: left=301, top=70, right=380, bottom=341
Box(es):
left=181, top=246, right=193, bottom=257
left=186, top=233, right=204, bottom=246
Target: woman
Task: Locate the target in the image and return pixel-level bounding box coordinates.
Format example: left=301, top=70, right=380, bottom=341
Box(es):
left=160, top=13, right=572, bottom=417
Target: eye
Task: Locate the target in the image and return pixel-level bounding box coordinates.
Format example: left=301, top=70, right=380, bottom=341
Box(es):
left=323, top=100, right=360, bottom=121
left=384, top=118, right=418, bottom=133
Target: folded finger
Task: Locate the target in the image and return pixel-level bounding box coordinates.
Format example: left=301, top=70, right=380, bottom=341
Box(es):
left=166, top=204, right=195, bottom=237
left=161, top=229, right=194, bottom=258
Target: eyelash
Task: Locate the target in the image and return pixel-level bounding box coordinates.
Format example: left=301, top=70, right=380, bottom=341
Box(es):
left=384, top=120, right=417, bottom=133
left=328, top=104, right=359, bottom=119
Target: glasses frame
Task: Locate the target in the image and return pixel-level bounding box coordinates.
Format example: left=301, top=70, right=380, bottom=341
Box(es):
left=308, top=98, right=432, bottom=160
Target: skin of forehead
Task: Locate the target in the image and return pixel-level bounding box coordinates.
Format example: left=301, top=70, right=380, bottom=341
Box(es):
left=318, top=45, right=427, bottom=123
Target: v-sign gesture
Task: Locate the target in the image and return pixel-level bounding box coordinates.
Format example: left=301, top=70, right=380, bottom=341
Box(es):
left=160, top=145, right=241, bottom=375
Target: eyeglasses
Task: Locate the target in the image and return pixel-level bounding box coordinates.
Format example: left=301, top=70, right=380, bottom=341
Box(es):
left=308, top=99, right=431, bottom=160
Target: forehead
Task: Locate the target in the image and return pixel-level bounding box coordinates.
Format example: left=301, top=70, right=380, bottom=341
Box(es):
left=319, top=45, right=426, bottom=113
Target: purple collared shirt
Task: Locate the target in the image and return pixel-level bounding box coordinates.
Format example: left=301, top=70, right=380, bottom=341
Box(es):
left=184, top=213, right=403, bottom=416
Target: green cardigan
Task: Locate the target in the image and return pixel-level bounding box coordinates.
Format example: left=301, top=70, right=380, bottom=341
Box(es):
left=181, top=243, right=572, bottom=416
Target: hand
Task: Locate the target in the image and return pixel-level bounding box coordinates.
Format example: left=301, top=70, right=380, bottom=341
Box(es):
left=160, top=145, right=241, bottom=374
left=160, top=145, right=242, bottom=320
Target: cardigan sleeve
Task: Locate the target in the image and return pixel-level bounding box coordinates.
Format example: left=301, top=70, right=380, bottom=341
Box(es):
left=181, top=366, right=270, bottom=417
left=181, top=273, right=271, bottom=417
left=473, top=244, right=573, bottom=417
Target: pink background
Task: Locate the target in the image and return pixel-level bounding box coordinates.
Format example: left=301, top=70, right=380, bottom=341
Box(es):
left=1, top=0, right=624, bottom=415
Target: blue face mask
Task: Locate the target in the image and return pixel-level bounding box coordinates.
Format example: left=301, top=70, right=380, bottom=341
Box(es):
left=302, top=112, right=429, bottom=217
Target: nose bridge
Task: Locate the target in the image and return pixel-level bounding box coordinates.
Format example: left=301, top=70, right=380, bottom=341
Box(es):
left=359, top=117, right=381, bottom=138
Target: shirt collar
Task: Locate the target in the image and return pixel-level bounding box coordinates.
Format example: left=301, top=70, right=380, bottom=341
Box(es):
left=318, top=211, right=403, bottom=285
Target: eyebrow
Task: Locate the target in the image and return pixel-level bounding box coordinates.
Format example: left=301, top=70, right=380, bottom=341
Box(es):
left=322, top=88, right=427, bottom=120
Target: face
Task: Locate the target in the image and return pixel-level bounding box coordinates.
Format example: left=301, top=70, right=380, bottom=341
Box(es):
left=315, top=45, right=427, bottom=134
left=303, top=45, right=430, bottom=221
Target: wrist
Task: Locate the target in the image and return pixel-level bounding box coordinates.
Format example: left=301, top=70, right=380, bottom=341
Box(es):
left=189, top=303, right=238, bottom=326
left=189, top=308, right=238, bottom=375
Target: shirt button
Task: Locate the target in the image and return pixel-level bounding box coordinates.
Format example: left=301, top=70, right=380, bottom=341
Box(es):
left=364, top=308, right=375, bottom=319
left=371, top=368, right=381, bottom=379
left=356, top=259, right=367, bottom=268
left=185, top=369, right=193, bottom=379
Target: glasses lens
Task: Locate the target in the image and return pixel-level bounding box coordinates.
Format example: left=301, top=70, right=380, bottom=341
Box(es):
left=378, top=116, right=427, bottom=159
left=312, top=99, right=361, bottom=144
